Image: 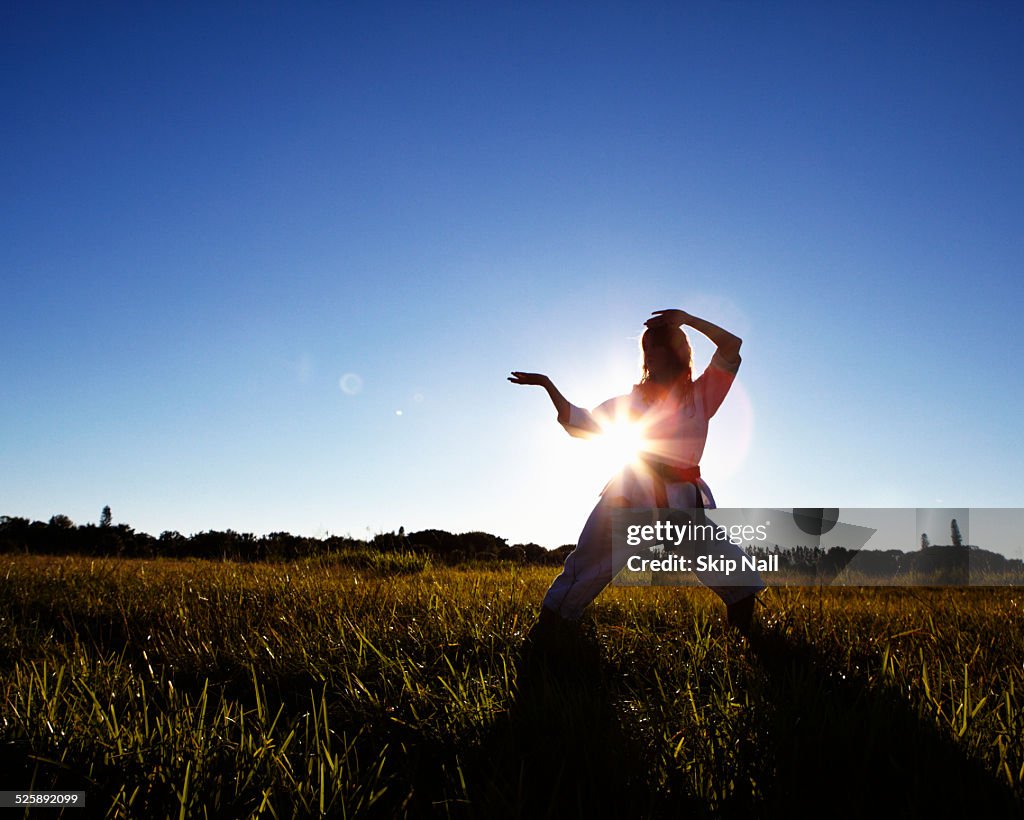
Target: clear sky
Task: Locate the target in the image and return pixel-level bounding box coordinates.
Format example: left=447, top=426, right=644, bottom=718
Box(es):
left=3, top=2, right=1022, bottom=549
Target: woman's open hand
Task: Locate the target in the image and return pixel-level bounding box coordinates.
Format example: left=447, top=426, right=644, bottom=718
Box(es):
left=645, top=309, right=693, bottom=329
left=508, top=371, right=551, bottom=387
left=510, top=372, right=571, bottom=423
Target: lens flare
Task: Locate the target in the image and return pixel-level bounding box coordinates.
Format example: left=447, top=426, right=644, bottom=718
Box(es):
left=339, top=373, right=363, bottom=395
left=597, top=416, right=646, bottom=469
left=699, top=379, right=754, bottom=481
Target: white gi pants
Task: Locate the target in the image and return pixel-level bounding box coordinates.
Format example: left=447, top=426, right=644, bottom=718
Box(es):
left=542, top=480, right=765, bottom=621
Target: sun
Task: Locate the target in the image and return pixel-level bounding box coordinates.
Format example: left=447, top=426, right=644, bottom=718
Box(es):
left=593, top=414, right=647, bottom=472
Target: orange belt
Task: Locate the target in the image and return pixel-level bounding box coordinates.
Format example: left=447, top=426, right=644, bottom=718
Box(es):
left=639, top=456, right=703, bottom=510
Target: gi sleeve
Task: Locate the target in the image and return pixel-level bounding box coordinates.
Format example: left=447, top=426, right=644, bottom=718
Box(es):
left=696, top=350, right=741, bottom=419
left=559, top=394, right=631, bottom=438
left=559, top=404, right=601, bottom=438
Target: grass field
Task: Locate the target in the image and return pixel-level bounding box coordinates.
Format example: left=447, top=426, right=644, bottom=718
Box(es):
left=2, top=552, right=1023, bottom=818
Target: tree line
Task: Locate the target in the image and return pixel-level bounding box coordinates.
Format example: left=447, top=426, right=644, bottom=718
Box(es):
left=0, top=510, right=573, bottom=566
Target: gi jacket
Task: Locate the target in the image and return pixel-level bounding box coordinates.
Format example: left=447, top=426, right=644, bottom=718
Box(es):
left=558, top=350, right=741, bottom=509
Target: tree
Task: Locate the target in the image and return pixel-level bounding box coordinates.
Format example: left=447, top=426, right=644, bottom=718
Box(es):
left=100, top=505, right=112, bottom=528
left=920, top=533, right=930, bottom=550
left=951, top=519, right=964, bottom=548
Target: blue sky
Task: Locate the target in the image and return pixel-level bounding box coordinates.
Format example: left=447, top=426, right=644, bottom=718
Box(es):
left=2, top=2, right=1022, bottom=549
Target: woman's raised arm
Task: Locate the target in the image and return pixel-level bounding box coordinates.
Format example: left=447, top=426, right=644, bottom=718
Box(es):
left=646, top=309, right=742, bottom=363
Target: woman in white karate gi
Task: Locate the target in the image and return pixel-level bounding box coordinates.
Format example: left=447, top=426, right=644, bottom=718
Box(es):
left=509, top=308, right=764, bottom=633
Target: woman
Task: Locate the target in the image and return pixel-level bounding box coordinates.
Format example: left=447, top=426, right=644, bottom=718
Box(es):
left=509, top=308, right=763, bottom=634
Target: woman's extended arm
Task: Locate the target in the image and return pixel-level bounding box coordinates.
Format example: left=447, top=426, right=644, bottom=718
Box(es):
left=647, top=309, right=742, bottom=362
left=507, top=372, right=570, bottom=422
left=508, top=372, right=601, bottom=434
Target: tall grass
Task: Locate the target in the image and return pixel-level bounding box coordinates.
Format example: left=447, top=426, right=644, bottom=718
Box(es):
left=2, top=555, right=1022, bottom=817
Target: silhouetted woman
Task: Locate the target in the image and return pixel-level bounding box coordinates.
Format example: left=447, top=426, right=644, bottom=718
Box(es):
left=510, top=309, right=763, bottom=634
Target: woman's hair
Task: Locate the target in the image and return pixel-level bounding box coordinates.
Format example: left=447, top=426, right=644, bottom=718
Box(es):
left=636, top=324, right=693, bottom=402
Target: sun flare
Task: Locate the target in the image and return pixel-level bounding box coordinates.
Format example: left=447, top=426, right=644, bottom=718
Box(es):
left=595, top=416, right=647, bottom=471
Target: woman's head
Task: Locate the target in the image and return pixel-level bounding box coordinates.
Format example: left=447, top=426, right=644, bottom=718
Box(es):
left=640, top=324, right=693, bottom=387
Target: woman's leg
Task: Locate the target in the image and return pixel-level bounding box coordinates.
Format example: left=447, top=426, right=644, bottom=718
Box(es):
left=692, top=526, right=766, bottom=605
left=541, top=496, right=621, bottom=621
left=666, top=481, right=765, bottom=606
left=540, top=484, right=765, bottom=624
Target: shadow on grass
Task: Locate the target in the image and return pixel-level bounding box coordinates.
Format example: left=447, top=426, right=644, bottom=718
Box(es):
left=460, top=623, right=702, bottom=820
left=740, top=626, right=1023, bottom=819
left=462, top=617, right=1023, bottom=820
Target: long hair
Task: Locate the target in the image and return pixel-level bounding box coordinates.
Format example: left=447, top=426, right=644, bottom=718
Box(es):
left=636, top=324, right=693, bottom=404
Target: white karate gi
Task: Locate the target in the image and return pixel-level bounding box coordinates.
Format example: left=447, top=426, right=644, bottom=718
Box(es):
left=542, top=350, right=764, bottom=621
